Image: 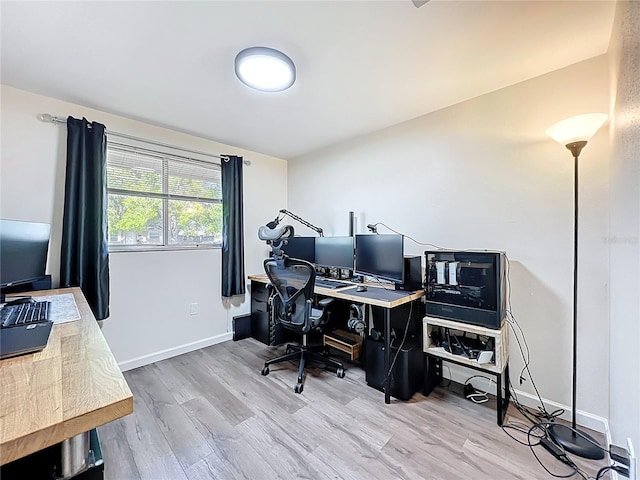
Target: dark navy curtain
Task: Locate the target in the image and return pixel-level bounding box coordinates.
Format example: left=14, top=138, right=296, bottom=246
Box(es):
left=221, top=155, right=245, bottom=297
left=60, top=117, right=110, bottom=320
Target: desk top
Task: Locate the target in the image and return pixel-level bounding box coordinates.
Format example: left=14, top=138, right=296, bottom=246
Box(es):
left=248, top=274, right=424, bottom=308
left=0, top=288, right=133, bottom=465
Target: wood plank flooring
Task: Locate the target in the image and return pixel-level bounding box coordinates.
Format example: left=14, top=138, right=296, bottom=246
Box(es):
left=99, top=338, right=610, bottom=480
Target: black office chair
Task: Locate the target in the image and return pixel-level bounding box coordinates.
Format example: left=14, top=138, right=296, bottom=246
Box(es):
left=260, top=255, right=345, bottom=394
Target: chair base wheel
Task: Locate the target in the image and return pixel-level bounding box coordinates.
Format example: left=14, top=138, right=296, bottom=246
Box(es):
left=336, top=367, right=345, bottom=378
left=294, top=383, right=304, bottom=394
left=261, top=366, right=270, bottom=376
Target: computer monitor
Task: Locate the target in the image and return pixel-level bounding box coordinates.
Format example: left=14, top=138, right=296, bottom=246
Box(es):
left=0, top=219, right=51, bottom=298
left=355, top=234, right=404, bottom=283
left=314, top=236, right=354, bottom=270
left=282, top=236, right=316, bottom=263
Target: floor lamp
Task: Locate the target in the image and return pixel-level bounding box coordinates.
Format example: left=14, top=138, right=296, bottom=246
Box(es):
left=545, top=113, right=608, bottom=460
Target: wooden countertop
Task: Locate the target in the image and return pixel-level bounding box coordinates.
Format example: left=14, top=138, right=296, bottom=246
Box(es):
left=0, top=288, right=133, bottom=465
left=248, top=274, right=424, bottom=308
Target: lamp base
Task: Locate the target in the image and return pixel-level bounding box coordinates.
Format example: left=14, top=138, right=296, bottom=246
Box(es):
left=548, top=423, right=605, bottom=460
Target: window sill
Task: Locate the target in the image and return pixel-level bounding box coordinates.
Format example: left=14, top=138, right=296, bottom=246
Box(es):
left=108, top=245, right=220, bottom=253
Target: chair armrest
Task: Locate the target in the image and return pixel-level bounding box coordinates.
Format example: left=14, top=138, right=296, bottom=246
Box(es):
left=316, top=297, right=334, bottom=309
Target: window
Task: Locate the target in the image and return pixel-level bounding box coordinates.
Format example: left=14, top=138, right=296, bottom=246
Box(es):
left=106, top=141, right=223, bottom=249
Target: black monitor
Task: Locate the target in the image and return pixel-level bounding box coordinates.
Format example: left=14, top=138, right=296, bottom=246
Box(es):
left=314, top=236, right=354, bottom=270
left=1, top=219, right=51, bottom=298
left=355, top=234, right=404, bottom=283
left=282, top=236, right=316, bottom=263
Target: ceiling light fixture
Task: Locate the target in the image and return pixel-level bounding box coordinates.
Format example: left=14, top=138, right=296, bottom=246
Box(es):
left=234, top=47, right=296, bottom=92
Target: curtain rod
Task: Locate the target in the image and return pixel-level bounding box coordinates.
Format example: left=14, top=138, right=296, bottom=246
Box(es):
left=38, top=113, right=251, bottom=166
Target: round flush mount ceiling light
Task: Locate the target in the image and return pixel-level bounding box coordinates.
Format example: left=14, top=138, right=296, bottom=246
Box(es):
left=234, top=46, right=296, bottom=92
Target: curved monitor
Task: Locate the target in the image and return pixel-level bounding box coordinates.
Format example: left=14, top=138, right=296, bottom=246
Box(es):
left=0, top=219, right=51, bottom=288
left=355, top=234, right=404, bottom=283
left=314, top=236, right=354, bottom=270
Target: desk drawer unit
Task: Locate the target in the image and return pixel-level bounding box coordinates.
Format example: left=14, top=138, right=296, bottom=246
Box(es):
left=250, top=281, right=271, bottom=345
left=250, top=281, right=294, bottom=346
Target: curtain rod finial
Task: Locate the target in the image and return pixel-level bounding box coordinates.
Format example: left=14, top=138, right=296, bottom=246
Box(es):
left=38, top=113, right=53, bottom=123
left=222, top=155, right=251, bottom=166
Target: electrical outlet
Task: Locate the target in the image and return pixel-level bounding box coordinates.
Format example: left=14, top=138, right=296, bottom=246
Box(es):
left=189, top=303, right=198, bottom=316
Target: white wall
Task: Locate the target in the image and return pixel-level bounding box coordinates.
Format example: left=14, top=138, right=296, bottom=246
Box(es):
left=0, top=85, right=287, bottom=369
left=289, top=56, right=611, bottom=423
left=607, top=0, right=640, bottom=450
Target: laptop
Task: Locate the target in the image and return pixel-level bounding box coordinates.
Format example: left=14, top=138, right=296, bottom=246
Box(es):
left=0, top=302, right=53, bottom=360
left=0, top=322, right=53, bottom=360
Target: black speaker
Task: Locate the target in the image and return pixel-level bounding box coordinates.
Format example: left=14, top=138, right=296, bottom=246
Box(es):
left=364, top=337, right=424, bottom=400
left=396, top=256, right=422, bottom=291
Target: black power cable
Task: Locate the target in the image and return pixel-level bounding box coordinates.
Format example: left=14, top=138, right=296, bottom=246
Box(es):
left=595, top=466, right=614, bottom=479
left=365, top=222, right=442, bottom=249
left=386, top=301, right=413, bottom=379
left=527, top=423, right=589, bottom=479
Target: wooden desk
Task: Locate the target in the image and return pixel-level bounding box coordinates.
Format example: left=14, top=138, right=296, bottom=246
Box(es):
left=248, top=274, right=424, bottom=404
left=0, top=287, right=133, bottom=467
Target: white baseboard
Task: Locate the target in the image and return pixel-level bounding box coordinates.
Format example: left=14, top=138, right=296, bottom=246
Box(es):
left=118, top=332, right=233, bottom=372
left=443, top=363, right=610, bottom=434
left=511, top=388, right=610, bottom=434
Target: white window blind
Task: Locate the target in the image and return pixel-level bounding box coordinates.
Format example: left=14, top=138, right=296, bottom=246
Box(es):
left=106, top=142, right=223, bottom=249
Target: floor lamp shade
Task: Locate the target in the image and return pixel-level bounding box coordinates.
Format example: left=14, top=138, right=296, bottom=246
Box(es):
left=545, top=112, right=607, bottom=460
left=546, top=113, right=608, bottom=146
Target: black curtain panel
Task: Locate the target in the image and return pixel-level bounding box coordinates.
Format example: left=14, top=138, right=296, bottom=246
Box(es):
left=221, top=155, right=246, bottom=297
left=60, top=117, right=110, bottom=320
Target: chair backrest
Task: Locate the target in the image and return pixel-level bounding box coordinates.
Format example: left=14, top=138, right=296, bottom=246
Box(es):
left=264, top=255, right=316, bottom=334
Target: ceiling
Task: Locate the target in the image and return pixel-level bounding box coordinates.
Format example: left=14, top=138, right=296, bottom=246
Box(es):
left=1, top=1, right=615, bottom=160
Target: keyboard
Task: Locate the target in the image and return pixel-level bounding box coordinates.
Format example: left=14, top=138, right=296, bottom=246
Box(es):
left=1, top=301, right=51, bottom=328
left=315, top=279, right=350, bottom=289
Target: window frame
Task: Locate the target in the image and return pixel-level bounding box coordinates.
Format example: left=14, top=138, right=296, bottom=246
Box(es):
left=106, top=141, right=223, bottom=252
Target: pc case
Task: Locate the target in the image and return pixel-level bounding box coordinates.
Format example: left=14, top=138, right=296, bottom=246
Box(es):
left=424, top=250, right=506, bottom=329
left=364, top=337, right=423, bottom=401
left=396, top=256, right=422, bottom=291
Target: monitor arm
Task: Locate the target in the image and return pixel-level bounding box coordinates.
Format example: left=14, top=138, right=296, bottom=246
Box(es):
left=267, top=209, right=324, bottom=237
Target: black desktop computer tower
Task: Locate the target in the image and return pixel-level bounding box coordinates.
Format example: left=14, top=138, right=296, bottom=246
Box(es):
left=364, top=337, right=423, bottom=401
left=370, top=302, right=424, bottom=341
left=396, top=256, right=422, bottom=291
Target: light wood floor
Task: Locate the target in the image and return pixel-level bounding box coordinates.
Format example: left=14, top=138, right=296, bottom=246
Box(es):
left=99, top=338, right=610, bottom=480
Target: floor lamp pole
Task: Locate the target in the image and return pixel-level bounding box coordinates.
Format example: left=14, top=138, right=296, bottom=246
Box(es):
left=572, top=152, right=579, bottom=431
left=548, top=140, right=604, bottom=460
